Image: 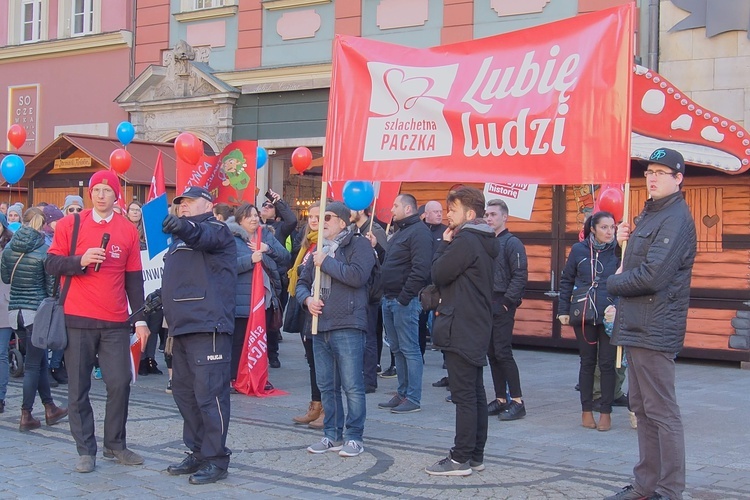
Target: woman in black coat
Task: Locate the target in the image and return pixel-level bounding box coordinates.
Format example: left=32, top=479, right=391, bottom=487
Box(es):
left=558, top=211, right=619, bottom=431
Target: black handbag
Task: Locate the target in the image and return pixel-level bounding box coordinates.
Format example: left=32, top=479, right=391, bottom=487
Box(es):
left=31, top=213, right=80, bottom=350
left=570, top=287, right=597, bottom=324
left=283, top=296, right=303, bottom=333
left=419, top=284, right=441, bottom=311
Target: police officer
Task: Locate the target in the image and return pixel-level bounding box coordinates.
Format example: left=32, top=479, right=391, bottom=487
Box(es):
left=161, top=186, right=237, bottom=485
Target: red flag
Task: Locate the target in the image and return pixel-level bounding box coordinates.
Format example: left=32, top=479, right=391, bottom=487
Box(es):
left=234, top=227, right=286, bottom=397
left=148, top=151, right=166, bottom=202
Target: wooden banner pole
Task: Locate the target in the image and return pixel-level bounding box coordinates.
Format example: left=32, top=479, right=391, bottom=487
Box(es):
left=311, top=181, right=329, bottom=335
left=615, top=181, right=631, bottom=369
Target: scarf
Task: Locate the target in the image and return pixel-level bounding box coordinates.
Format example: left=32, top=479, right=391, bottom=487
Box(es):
left=287, top=229, right=318, bottom=295
left=589, top=233, right=616, bottom=253
left=317, top=228, right=351, bottom=301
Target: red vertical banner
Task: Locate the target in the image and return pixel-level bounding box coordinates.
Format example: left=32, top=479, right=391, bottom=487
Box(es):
left=175, top=140, right=258, bottom=206
left=148, top=151, right=166, bottom=202
left=234, top=227, right=286, bottom=397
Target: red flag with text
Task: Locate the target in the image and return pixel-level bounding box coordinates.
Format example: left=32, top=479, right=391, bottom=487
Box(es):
left=234, top=227, right=286, bottom=397
left=148, top=152, right=166, bottom=202
left=324, top=5, right=634, bottom=185
left=176, top=140, right=258, bottom=206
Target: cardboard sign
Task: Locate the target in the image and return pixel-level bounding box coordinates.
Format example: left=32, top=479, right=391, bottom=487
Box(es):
left=483, top=183, right=538, bottom=220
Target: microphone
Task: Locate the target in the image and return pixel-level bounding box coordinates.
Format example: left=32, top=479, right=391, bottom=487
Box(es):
left=95, top=233, right=110, bottom=272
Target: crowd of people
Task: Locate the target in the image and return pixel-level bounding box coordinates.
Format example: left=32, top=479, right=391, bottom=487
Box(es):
left=0, top=147, right=696, bottom=499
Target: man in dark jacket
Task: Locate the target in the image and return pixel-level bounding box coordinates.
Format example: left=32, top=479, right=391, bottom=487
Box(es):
left=161, top=186, right=237, bottom=485
left=296, top=202, right=375, bottom=457
left=605, top=148, right=696, bottom=500
left=426, top=187, right=498, bottom=476
left=484, top=199, right=528, bottom=421
left=260, top=188, right=298, bottom=247
left=378, top=194, right=432, bottom=414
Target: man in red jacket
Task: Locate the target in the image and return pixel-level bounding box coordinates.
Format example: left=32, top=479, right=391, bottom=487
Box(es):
left=46, top=170, right=150, bottom=474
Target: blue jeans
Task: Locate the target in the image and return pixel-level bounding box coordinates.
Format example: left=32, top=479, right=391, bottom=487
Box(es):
left=313, top=329, right=366, bottom=443
left=22, top=324, right=53, bottom=411
left=381, top=297, right=423, bottom=405
left=0, top=327, right=12, bottom=400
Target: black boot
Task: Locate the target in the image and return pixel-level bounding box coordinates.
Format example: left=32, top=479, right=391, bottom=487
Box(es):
left=147, top=358, right=163, bottom=375
left=138, top=359, right=149, bottom=376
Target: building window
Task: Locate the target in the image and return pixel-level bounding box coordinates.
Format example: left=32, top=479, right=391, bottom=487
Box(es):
left=72, top=0, right=94, bottom=35
left=195, top=0, right=224, bottom=9
left=22, top=0, right=43, bottom=42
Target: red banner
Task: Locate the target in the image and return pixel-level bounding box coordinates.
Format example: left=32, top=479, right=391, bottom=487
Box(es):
left=148, top=151, right=166, bottom=202
left=324, top=5, right=634, bottom=185
left=234, top=227, right=285, bottom=397
left=176, top=140, right=258, bottom=205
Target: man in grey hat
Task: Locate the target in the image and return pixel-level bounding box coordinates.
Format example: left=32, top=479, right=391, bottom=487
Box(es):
left=296, top=201, right=375, bottom=457
left=605, top=148, right=696, bottom=500
left=161, top=186, right=237, bottom=485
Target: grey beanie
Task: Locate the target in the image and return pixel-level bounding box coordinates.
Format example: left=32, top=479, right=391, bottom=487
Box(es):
left=7, top=203, right=23, bottom=220
left=63, top=195, right=84, bottom=212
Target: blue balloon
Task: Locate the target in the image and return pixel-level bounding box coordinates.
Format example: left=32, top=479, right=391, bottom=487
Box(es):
left=116, top=121, right=135, bottom=146
left=256, top=147, right=268, bottom=169
left=1, top=154, right=26, bottom=184
left=342, top=181, right=375, bottom=211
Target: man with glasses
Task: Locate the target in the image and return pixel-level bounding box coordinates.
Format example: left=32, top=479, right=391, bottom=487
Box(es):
left=63, top=195, right=84, bottom=215
left=296, top=202, right=375, bottom=457
left=605, top=148, right=696, bottom=500
left=46, top=171, right=150, bottom=474
left=259, top=188, right=297, bottom=247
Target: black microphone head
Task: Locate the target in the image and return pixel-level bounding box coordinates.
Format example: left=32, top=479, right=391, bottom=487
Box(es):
left=101, top=233, right=111, bottom=245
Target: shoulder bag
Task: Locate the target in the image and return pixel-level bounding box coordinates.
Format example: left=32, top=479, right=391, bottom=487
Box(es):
left=31, top=213, right=80, bottom=351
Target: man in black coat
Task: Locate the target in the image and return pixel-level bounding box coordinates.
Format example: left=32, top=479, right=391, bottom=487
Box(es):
left=484, top=199, right=528, bottom=421
left=161, top=186, right=237, bottom=485
left=426, top=187, right=498, bottom=477
left=377, top=194, right=432, bottom=414
left=605, top=148, right=696, bottom=500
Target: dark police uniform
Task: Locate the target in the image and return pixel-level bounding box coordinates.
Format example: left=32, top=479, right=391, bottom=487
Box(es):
left=161, top=209, right=237, bottom=478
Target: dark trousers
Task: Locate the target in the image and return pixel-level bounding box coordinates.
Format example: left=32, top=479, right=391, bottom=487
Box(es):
left=363, top=302, right=379, bottom=388
left=418, top=310, right=429, bottom=356
left=574, top=323, right=615, bottom=413
left=627, top=346, right=685, bottom=500
left=444, top=350, right=488, bottom=464
left=172, top=332, right=232, bottom=469
left=375, top=307, right=384, bottom=366
left=301, top=333, right=321, bottom=401
left=21, top=323, right=53, bottom=411
left=65, top=326, right=131, bottom=457
left=230, top=317, right=248, bottom=381
left=488, top=299, right=523, bottom=399
left=266, top=309, right=279, bottom=360
left=141, top=310, right=162, bottom=361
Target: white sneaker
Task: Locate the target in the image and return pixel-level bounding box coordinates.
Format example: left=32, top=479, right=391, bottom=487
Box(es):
left=307, top=437, right=343, bottom=454
left=338, top=440, right=364, bottom=457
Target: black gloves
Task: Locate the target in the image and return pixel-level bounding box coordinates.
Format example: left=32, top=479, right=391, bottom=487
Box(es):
left=162, top=214, right=184, bottom=234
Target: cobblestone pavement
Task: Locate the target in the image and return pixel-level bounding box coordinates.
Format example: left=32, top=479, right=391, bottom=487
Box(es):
left=1, top=342, right=748, bottom=499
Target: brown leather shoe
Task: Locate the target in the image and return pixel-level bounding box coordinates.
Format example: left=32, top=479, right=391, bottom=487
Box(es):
left=19, top=410, right=41, bottom=432
left=308, top=410, right=325, bottom=430
left=598, top=412, right=612, bottom=432
left=44, top=402, right=69, bottom=426
left=293, top=401, right=322, bottom=425
left=581, top=411, right=597, bottom=429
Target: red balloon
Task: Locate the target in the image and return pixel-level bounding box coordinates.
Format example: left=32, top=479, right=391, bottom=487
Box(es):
left=7, top=124, right=26, bottom=150
left=174, top=132, right=203, bottom=165
left=291, top=147, right=312, bottom=173
left=597, top=187, right=625, bottom=219
left=110, top=148, right=132, bottom=174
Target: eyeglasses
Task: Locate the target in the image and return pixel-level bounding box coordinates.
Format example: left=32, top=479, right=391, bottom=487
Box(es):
left=67, top=207, right=83, bottom=213
left=324, top=214, right=340, bottom=222
left=643, top=170, right=675, bottom=178
left=261, top=202, right=274, bottom=208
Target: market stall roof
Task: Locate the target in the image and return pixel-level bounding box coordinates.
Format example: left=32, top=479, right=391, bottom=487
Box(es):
left=24, top=133, right=176, bottom=185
